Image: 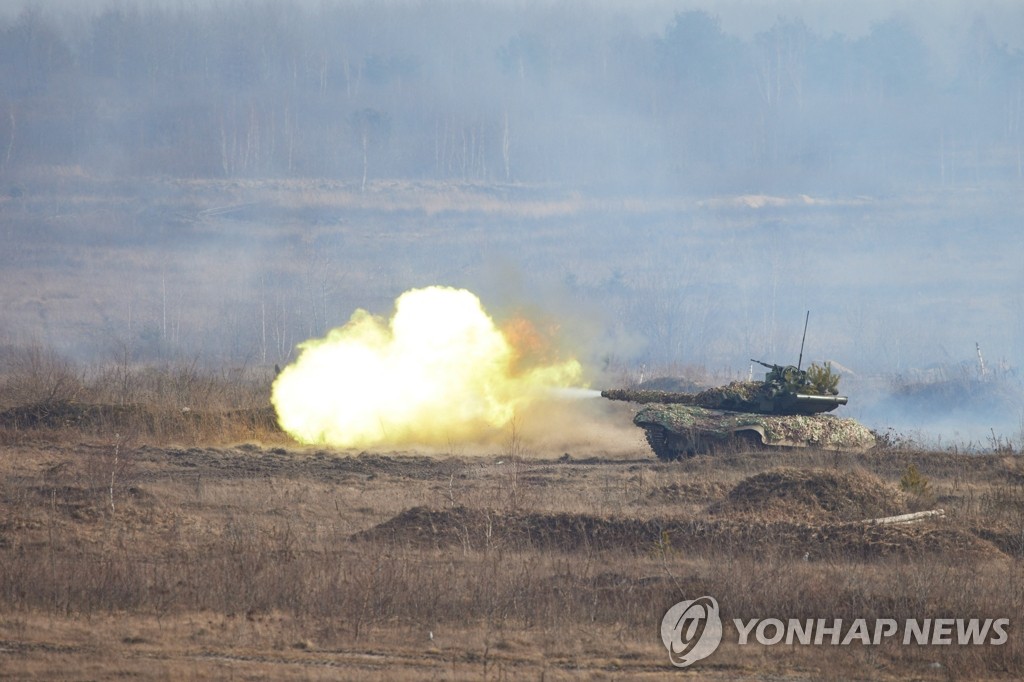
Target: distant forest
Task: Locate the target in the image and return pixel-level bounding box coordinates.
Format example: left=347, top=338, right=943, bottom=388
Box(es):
left=1, top=3, right=1022, bottom=192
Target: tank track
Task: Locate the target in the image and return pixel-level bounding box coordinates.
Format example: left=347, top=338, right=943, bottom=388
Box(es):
left=642, top=425, right=679, bottom=461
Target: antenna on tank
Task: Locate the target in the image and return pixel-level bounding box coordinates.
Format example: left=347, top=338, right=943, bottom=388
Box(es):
left=797, top=311, right=810, bottom=370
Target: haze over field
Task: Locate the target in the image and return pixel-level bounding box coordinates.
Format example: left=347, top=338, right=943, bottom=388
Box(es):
left=0, top=0, right=1022, bottom=442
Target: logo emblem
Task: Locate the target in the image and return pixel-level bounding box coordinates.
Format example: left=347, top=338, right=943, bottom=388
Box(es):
left=661, top=596, right=723, bottom=667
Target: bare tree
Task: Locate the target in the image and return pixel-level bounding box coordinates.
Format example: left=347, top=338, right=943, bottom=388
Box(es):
left=350, top=108, right=390, bottom=191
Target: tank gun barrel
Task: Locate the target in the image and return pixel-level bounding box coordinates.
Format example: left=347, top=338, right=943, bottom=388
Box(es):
left=794, top=393, right=847, bottom=407
left=768, top=393, right=847, bottom=415
left=600, top=389, right=698, bottom=405
left=751, top=359, right=779, bottom=370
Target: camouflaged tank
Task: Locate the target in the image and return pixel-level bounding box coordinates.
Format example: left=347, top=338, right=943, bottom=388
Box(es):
left=602, top=361, right=876, bottom=460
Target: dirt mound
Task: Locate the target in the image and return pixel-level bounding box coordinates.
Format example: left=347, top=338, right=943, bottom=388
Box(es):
left=0, top=401, right=279, bottom=435
left=717, top=467, right=907, bottom=521
left=972, top=525, right=1024, bottom=558
left=809, top=521, right=998, bottom=560
left=354, top=505, right=1002, bottom=561
left=650, top=479, right=730, bottom=502
left=0, top=401, right=139, bottom=430
left=353, top=506, right=656, bottom=552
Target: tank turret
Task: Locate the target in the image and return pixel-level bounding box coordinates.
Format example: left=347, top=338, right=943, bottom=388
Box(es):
left=602, top=359, right=847, bottom=416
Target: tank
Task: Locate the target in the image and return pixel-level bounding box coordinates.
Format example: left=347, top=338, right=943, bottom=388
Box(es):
left=603, top=360, right=876, bottom=460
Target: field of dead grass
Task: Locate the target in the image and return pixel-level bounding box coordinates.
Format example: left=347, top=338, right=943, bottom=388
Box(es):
left=0, top=360, right=1022, bottom=679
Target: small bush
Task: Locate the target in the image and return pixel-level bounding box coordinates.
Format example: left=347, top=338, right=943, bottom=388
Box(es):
left=899, top=463, right=936, bottom=509
left=806, top=362, right=840, bottom=396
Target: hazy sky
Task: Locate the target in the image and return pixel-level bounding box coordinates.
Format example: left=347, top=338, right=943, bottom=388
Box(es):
left=9, top=0, right=1023, bottom=43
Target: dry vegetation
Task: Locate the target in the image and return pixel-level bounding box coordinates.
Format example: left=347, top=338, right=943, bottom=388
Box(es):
left=0, top=357, right=1022, bottom=680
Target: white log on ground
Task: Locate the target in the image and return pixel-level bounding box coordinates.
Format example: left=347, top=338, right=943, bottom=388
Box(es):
left=861, top=509, right=945, bottom=525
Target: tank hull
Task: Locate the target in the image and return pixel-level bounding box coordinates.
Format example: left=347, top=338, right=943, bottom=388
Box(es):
left=634, top=404, right=876, bottom=460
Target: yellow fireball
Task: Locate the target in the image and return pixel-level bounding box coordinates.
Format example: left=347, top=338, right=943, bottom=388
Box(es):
left=271, top=286, right=582, bottom=447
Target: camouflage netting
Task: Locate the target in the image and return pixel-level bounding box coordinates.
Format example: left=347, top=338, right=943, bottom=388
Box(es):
left=634, top=404, right=876, bottom=451
left=600, top=389, right=698, bottom=404
left=715, top=467, right=907, bottom=521
left=692, top=381, right=760, bottom=409
left=604, top=379, right=833, bottom=412
left=601, top=382, right=759, bottom=407
left=636, top=376, right=704, bottom=393
left=756, top=413, right=876, bottom=449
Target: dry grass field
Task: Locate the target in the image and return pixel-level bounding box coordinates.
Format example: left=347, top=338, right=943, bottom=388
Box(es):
left=1, top=175, right=1022, bottom=678
left=0, top=360, right=1022, bottom=680
left=4, top=173, right=1022, bottom=381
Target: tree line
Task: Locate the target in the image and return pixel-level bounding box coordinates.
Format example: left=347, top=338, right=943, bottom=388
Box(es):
left=1, top=2, right=1021, bottom=192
